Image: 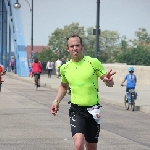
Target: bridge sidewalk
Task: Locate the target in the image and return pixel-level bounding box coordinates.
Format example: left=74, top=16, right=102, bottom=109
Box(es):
left=4, top=72, right=150, bottom=114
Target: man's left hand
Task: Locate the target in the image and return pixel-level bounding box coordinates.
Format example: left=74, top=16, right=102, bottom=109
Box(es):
left=105, top=80, right=114, bottom=87
left=103, top=69, right=116, bottom=87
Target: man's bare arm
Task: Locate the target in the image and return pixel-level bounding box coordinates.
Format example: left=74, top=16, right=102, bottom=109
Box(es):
left=55, top=82, right=69, bottom=103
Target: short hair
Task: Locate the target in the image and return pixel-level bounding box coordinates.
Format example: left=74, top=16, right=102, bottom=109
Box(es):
left=34, top=58, right=38, bottom=63
left=66, top=34, right=82, bottom=46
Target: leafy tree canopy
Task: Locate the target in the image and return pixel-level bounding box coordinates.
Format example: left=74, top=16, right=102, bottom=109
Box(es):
left=37, top=23, right=150, bottom=65
left=116, top=46, right=150, bottom=66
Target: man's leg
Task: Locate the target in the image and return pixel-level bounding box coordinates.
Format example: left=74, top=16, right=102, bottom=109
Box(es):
left=73, top=133, right=85, bottom=150
left=84, top=116, right=100, bottom=150
left=12, top=66, right=14, bottom=73
left=33, top=74, right=35, bottom=84
left=85, top=142, right=97, bottom=150
left=126, top=88, right=129, bottom=101
left=49, top=69, right=52, bottom=78
left=56, top=69, right=58, bottom=78
left=70, top=110, right=86, bottom=150
left=38, top=74, right=40, bottom=87
left=57, top=69, right=60, bottom=78
left=48, top=69, right=50, bottom=78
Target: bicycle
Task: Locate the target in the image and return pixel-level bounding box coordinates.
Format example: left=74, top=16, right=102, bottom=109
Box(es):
left=34, top=74, right=38, bottom=90
left=0, top=80, right=4, bottom=92
left=121, top=85, right=137, bottom=111
left=33, top=72, right=40, bottom=90
left=0, top=67, right=6, bottom=92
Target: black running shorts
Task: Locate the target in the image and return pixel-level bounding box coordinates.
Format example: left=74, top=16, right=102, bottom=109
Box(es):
left=33, top=72, right=40, bottom=79
left=69, top=104, right=100, bottom=143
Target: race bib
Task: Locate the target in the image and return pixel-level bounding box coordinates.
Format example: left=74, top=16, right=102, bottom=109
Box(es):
left=87, top=105, right=101, bottom=124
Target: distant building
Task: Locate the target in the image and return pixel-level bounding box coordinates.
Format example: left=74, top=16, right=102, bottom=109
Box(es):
left=26, top=45, right=48, bottom=59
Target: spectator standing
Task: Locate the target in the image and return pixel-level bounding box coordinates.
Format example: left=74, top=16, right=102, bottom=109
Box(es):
left=55, top=58, right=62, bottom=78
left=46, top=59, right=54, bottom=78
left=10, top=58, right=15, bottom=73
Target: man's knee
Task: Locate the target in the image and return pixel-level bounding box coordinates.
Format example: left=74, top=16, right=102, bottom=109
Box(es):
left=73, top=133, right=84, bottom=150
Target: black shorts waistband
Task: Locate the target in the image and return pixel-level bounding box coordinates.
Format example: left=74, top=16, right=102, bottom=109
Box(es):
left=71, top=103, right=100, bottom=109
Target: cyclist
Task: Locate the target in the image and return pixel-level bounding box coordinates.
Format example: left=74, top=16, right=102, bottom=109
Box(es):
left=121, top=67, right=137, bottom=92
left=0, top=64, right=6, bottom=75
left=32, top=58, right=42, bottom=87
left=50, top=34, right=116, bottom=150
left=0, top=64, right=6, bottom=92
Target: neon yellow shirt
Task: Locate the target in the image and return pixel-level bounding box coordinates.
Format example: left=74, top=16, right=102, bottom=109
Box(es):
left=60, top=56, right=106, bottom=106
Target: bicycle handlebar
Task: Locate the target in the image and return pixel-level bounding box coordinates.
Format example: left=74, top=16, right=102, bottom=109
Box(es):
left=0, top=81, right=4, bottom=84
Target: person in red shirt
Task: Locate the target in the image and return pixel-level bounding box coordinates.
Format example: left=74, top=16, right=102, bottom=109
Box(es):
left=0, top=64, right=6, bottom=92
left=32, top=58, right=42, bottom=87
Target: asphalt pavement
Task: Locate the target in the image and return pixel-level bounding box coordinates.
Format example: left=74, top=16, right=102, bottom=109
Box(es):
left=0, top=75, right=150, bottom=150
left=4, top=72, right=150, bottom=114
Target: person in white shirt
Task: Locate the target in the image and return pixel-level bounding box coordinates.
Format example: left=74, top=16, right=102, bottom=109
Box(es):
left=55, top=58, right=62, bottom=78
left=46, top=59, right=54, bottom=78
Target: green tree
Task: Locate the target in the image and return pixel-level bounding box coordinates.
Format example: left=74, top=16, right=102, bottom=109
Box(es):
left=129, top=28, right=150, bottom=48
left=116, top=46, right=150, bottom=65
left=99, top=30, right=120, bottom=63
left=83, top=27, right=95, bottom=57
left=38, top=48, right=56, bottom=62
left=120, top=35, right=128, bottom=52
left=33, top=52, right=39, bottom=59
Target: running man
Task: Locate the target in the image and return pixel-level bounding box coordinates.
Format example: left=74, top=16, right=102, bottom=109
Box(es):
left=50, top=34, right=116, bottom=150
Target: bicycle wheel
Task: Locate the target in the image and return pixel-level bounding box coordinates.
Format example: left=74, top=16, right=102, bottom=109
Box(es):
left=124, top=95, right=129, bottom=110
left=35, top=75, right=38, bottom=90
left=131, top=100, right=135, bottom=111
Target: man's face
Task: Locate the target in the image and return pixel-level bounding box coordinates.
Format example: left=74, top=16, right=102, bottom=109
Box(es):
left=66, top=37, right=84, bottom=58
left=129, top=71, right=134, bottom=74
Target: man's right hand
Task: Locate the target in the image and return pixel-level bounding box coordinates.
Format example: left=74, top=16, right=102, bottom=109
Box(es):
left=50, top=101, right=59, bottom=116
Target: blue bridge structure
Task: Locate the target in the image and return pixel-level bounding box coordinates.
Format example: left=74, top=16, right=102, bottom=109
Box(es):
left=0, top=0, right=28, bottom=76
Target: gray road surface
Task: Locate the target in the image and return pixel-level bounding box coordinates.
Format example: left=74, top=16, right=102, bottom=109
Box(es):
left=0, top=76, right=150, bottom=150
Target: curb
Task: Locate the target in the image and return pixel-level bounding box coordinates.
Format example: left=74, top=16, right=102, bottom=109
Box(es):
left=5, top=73, right=52, bottom=88
left=100, top=98, right=150, bottom=114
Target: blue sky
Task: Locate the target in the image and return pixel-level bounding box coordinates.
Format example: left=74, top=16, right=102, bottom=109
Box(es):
left=19, top=0, right=150, bottom=46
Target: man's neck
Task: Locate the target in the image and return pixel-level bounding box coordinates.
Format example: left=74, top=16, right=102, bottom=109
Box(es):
left=72, top=55, right=84, bottom=62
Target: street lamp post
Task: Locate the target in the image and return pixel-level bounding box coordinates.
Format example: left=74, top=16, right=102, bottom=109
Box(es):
left=93, top=0, right=100, bottom=58
left=14, top=0, right=33, bottom=63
